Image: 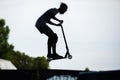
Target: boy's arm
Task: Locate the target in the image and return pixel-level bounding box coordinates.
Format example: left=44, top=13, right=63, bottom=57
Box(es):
left=53, top=16, right=63, bottom=24
left=47, top=20, right=61, bottom=26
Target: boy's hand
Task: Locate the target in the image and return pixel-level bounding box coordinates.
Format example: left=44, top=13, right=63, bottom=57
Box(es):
left=59, top=20, right=63, bottom=24
left=56, top=23, right=62, bottom=26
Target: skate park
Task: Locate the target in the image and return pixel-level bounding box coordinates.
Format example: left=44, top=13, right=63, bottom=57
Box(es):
left=0, top=0, right=120, bottom=80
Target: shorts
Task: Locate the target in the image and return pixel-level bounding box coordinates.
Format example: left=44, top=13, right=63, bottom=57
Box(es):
left=36, top=25, right=54, bottom=34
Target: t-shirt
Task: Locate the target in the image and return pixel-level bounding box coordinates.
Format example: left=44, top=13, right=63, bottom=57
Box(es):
left=35, top=8, right=58, bottom=27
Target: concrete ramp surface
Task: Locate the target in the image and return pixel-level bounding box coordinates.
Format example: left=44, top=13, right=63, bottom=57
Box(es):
left=0, top=59, right=17, bottom=70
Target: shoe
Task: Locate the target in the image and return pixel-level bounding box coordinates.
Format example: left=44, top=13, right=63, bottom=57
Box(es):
left=53, top=53, right=63, bottom=58
left=47, top=54, right=53, bottom=58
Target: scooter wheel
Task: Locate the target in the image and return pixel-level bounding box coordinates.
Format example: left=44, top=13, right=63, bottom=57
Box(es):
left=68, top=55, right=72, bottom=59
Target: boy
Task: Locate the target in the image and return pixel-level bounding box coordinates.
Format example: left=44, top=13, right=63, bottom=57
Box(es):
left=35, top=3, right=68, bottom=58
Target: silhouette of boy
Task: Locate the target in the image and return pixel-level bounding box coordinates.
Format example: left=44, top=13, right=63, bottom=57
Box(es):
left=35, top=3, right=68, bottom=58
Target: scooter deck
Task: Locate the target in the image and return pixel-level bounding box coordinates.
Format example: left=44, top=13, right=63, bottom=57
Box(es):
left=47, top=57, right=67, bottom=62
left=47, top=53, right=72, bottom=62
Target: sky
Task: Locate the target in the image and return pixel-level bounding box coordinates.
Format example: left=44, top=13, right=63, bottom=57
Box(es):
left=0, top=0, right=120, bottom=71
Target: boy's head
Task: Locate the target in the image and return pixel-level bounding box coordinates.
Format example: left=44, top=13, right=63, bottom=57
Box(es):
left=58, top=3, right=68, bottom=14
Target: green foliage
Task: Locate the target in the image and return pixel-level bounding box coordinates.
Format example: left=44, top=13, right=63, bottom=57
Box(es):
left=0, top=19, right=12, bottom=58
left=84, top=67, right=90, bottom=72
left=0, top=19, right=49, bottom=69
left=33, top=56, right=49, bottom=70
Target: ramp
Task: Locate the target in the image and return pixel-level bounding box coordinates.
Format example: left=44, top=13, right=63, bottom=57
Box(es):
left=0, top=59, right=17, bottom=70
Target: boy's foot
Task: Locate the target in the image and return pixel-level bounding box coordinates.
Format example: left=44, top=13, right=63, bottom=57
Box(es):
left=47, top=54, right=54, bottom=58
left=53, top=53, right=63, bottom=58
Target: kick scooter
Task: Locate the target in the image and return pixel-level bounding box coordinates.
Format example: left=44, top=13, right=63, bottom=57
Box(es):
left=47, top=25, right=72, bottom=62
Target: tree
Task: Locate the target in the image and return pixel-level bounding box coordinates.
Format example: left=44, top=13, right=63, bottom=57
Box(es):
left=0, top=19, right=49, bottom=69
left=33, top=56, right=49, bottom=70
left=0, top=19, right=14, bottom=58
left=84, top=67, right=90, bottom=72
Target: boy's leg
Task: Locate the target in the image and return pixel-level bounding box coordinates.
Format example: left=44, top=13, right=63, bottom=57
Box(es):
left=52, top=33, right=58, bottom=54
left=46, top=33, right=57, bottom=54
left=45, top=33, right=62, bottom=58
left=47, top=37, right=52, bottom=57
left=45, top=33, right=54, bottom=58
left=51, top=33, right=63, bottom=58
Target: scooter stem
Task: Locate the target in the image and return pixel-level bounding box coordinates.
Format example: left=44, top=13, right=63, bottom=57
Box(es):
left=61, top=25, right=69, bottom=53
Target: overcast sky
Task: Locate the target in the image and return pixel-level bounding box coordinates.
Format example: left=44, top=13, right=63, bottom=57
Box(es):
left=0, top=0, right=120, bottom=71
